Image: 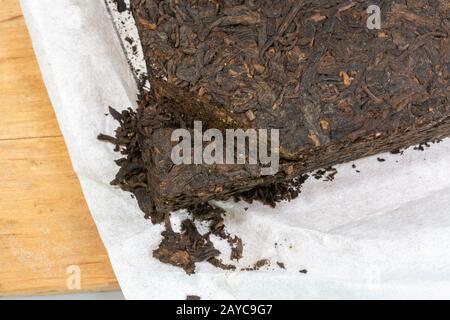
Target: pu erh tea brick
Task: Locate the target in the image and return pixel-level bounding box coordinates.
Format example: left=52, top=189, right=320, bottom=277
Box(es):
left=100, top=0, right=450, bottom=273
left=112, top=0, right=450, bottom=215
left=131, top=0, right=450, bottom=161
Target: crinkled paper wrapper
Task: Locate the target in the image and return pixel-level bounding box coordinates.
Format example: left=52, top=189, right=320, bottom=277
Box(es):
left=21, top=0, right=450, bottom=299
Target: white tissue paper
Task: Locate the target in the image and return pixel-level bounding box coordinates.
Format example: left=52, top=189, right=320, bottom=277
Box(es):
left=21, top=0, right=450, bottom=300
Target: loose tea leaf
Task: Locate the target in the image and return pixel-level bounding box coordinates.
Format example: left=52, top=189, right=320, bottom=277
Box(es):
left=152, top=204, right=243, bottom=274
left=153, top=216, right=221, bottom=275
left=241, top=259, right=271, bottom=272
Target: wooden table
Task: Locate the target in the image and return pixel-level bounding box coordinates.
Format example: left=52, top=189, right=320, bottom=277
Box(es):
left=0, top=0, right=119, bottom=297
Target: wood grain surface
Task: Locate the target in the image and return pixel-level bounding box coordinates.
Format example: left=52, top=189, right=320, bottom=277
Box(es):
left=0, top=0, right=119, bottom=297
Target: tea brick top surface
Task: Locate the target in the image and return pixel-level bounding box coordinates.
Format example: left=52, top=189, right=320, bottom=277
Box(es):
left=132, top=0, right=450, bottom=158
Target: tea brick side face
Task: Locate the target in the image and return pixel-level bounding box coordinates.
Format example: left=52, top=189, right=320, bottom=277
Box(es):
left=131, top=0, right=449, bottom=159
left=103, top=90, right=450, bottom=216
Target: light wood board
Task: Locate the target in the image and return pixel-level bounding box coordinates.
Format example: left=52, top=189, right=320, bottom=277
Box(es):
left=0, top=0, right=119, bottom=297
